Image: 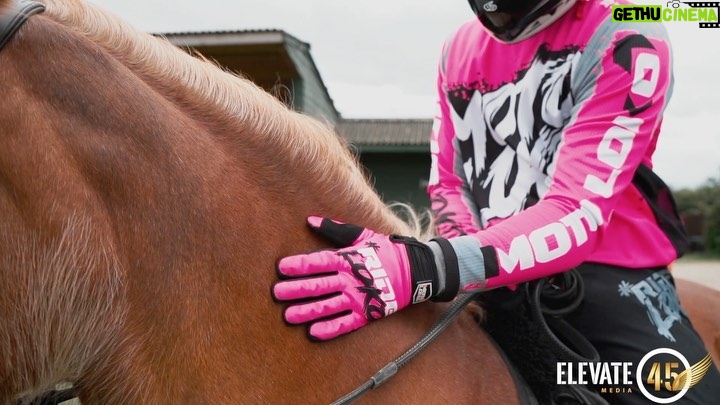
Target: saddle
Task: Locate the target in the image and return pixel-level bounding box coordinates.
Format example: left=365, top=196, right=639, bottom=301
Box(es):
left=475, top=269, right=609, bottom=405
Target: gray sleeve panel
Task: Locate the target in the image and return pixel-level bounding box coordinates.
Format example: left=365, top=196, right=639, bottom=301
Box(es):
left=571, top=16, right=674, bottom=112
left=448, top=235, right=487, bottom=290
left=426, top=240, right=447, bottom=294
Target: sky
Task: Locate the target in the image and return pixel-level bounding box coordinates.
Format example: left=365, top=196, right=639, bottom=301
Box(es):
left=86, top=0, right=720, bottom=189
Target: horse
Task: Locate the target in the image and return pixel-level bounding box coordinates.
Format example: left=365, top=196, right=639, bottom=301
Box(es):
left=0, top=0, right=519, bottom=403
left=674, top=278, right=720, bottom=366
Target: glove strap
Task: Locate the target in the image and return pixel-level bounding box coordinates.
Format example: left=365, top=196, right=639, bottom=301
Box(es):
left=429, top=237, right=460, bottom=302
left=390, top=235, right=439, bottom=304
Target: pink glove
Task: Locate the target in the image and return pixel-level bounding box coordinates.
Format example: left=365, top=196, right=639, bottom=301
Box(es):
left=272, top=216, right=459, bottom=341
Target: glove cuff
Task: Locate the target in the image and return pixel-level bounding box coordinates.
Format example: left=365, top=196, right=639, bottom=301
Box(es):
left=429, top=237, right=460, bottom=302
left=390, top=235, right=440, bottom=304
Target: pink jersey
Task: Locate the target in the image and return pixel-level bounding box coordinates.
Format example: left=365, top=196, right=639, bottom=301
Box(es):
left=427, top=0, right=676, bottom=291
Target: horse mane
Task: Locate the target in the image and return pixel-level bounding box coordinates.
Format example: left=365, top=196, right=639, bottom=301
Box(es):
left=36, top=0, right=419, bottom=236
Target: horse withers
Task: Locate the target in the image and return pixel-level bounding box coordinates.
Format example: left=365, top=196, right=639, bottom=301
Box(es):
left=0, top=0, right=519, bottom=403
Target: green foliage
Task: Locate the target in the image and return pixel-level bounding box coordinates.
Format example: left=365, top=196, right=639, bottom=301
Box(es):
left=705, top=204, right=720, bottom=254
left=673, top=167, right=720, bottom=255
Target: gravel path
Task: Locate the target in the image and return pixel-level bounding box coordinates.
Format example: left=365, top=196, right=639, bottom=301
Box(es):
left=672, top=260, right=720, bottom=291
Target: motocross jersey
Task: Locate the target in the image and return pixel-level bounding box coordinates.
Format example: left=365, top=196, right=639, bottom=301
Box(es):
left=427, top=0, right=676, bottom=291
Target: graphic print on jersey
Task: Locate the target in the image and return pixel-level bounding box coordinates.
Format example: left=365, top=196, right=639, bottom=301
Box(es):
left=612, top=34, right=661, bottom=117
left=447, top=45, right=581, bottom=227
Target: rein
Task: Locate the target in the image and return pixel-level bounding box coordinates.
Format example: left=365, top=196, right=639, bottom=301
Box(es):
left=334, top=270, right=597, bottom=404
left=529, top=269, right=599, bottom=364
left=0, top=0, right=44, bottom=51
left=26, top=387, right=79, bottom=405
left=331, top=292, right=481, bottom=405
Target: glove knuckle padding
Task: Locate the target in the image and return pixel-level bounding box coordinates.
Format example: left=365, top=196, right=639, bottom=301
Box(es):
left=277, top=250, right=349, bottom=277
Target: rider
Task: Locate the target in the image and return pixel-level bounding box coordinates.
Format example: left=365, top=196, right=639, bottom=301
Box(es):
left=272, top=0, right=720, bottom=403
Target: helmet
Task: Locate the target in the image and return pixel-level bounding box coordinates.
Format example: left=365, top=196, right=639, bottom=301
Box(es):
left=468, top=0, right=578, bottom=43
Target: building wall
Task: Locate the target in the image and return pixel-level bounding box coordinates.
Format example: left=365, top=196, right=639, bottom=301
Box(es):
left=358, top=152, right=431, bottom=210
left=284, top=38, right=338, bottom=125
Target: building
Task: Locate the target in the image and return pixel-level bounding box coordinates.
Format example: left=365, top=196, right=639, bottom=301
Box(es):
left=162, top=29, right=432, bottom=209
left=336, top=119, right=432, bottom=209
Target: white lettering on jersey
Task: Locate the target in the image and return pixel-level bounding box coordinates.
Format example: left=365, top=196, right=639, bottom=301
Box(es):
left=560, top=200, right=603, bottom=245
left=429, top=139, right=440, bottom=187
left=429, top=112, right=442, bottom=186
left=497, top=199, right=603, bottom=273
left=531, top=222, right=572, bottom=263
left=583, top=115, right=642, bottom=198
left=583, top=50, right=658, bottom=198
left=631, top=52, right=660, bottom=97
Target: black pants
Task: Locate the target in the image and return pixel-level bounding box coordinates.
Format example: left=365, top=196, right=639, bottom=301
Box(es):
left=565, top=263, right=720, bottom=404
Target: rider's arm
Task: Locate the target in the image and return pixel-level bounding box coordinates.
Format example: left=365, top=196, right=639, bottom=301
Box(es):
left=427, top=43, right=483, bottom=239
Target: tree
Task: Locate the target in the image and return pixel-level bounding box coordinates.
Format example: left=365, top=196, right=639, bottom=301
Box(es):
left=674, top=168, right=720, bottom=255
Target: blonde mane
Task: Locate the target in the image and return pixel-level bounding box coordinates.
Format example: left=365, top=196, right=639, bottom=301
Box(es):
left=38, top=0, right=418, bottom=236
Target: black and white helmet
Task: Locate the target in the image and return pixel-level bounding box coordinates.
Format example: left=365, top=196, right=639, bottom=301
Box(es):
left=468, top=0, right=578, bottom=43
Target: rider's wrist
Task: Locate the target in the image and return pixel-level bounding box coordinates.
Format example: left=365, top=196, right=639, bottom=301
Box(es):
left=426, top=240, right=446, bottom=293
left=390, top=235, right=460, bottom=304
left=428, top=237, right=460, bottom=302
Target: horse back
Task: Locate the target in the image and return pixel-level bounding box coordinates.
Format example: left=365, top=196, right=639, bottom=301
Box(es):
left=675, top=278, right=720, bottom=366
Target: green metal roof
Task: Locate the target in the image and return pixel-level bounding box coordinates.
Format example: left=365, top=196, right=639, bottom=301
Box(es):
left=336, top=119, right=432, bottom=152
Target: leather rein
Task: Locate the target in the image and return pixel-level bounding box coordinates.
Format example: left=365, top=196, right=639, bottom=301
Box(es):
left=0, top=0, right=44, bottom=50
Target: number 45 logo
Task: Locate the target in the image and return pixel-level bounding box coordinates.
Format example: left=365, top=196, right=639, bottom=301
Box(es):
left=637, top=348, right=714, bottom=403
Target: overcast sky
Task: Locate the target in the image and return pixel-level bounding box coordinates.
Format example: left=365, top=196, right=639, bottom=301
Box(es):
left=86, top=0, right=720, bottom=189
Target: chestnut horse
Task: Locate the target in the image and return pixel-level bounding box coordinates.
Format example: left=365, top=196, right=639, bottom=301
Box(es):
left=675, top=278, right=720, bottom=366
left=0, top=0, right=518, bottom=403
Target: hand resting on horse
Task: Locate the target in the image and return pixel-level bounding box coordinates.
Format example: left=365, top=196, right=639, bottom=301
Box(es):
left=272, top=216, right=460, bottom=341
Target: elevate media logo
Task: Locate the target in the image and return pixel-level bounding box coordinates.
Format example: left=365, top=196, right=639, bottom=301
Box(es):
left=612, top=2, right=720, bottom=27
left=556, top=348, right=714, bottom=403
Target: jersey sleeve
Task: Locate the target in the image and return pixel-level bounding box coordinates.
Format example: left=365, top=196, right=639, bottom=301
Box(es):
left=448, top=22, right=674, bottom=291
left=427, top=41, right=483, bottom=239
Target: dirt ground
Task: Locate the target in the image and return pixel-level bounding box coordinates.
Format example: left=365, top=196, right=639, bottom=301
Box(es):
left=671, top=259, right=720, bottom=291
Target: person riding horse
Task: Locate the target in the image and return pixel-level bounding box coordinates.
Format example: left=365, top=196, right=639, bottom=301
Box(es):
left=272, top=0, right=720, bottom=403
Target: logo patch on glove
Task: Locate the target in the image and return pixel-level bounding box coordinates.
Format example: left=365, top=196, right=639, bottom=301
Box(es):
left=412, top=282, right=433, bottom=304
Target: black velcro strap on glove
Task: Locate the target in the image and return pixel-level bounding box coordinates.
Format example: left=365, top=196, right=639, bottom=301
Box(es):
left=389, top=235, right=439, bottom=304
left=310, top=218, right=365, bottom=247
left=429, top=237, right=460, bottom=302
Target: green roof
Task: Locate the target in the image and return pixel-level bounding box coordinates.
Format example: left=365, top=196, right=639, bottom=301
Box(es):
left=336, top=119, right=432, bottom=151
